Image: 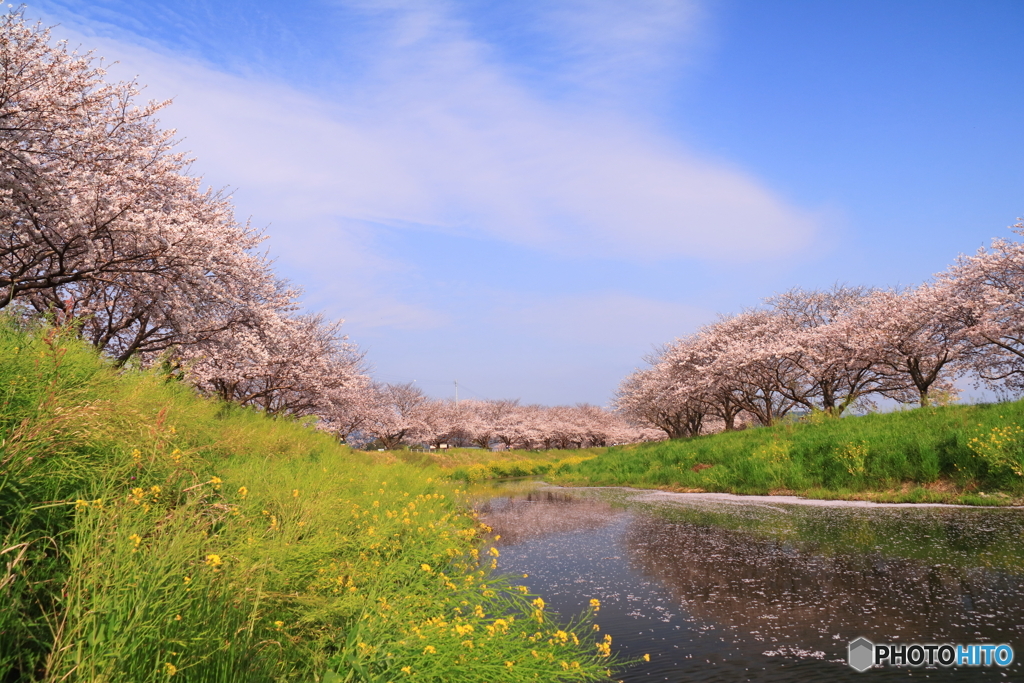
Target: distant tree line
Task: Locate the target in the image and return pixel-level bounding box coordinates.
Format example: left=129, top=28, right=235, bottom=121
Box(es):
left=325, top=386, right=661, bottom=450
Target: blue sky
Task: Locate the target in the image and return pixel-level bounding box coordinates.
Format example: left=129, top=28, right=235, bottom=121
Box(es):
left=28, top=0, right=1024, bottom=405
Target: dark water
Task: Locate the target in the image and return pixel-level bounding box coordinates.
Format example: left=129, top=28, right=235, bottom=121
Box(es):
left=475, top=485, right=1024, bottom=682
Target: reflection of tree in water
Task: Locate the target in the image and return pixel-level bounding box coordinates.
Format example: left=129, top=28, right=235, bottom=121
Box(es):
left=623, top=514, right=1024, bottom=650
left=479, top=492, right=619, bottom=546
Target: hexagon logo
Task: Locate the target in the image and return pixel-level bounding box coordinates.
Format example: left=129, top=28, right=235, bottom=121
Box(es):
left=848, top=637, right=874, bottom=672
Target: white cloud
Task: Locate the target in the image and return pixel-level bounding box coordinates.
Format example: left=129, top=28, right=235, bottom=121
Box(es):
left=51, top=1, right=819, bottom=266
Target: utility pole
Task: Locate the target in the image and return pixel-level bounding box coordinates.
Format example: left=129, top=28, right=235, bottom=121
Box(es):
left=454, top=379, right=459, bottom=406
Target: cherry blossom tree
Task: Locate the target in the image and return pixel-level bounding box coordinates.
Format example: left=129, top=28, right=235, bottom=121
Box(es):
left=702, top=310, right=802, bottom=426
left=360, top=382, right=430, bottom=450
left=0, top=13, right=249, bottom=313
left=180, top=309, right=366, bottom=417
left=615, top=362, right=709, bottom=439
left=939, top=221, right=1024, bottom=394
left=857, top=284, right=971, bottom=406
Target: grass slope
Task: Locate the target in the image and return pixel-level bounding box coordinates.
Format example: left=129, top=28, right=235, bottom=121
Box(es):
left=545, top=403, right=1024, bottom=505
left=0, top=320, right=612, bottom=683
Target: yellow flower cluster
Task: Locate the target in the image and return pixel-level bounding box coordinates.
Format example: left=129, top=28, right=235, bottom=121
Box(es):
left=969, top=424, right=1024, bottom=477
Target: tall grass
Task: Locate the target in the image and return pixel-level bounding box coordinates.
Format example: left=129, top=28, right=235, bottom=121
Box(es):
left=0, top=320, right=612, bottom=682
left=546, top=403, right=1024, bottom=504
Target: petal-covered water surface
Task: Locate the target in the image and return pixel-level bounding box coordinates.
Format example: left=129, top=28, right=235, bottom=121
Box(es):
left=475, top=484, right=1024, bottom=682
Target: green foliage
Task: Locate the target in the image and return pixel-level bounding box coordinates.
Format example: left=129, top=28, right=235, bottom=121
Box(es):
left=0, top=319, right=611, bottom=682
left=543, top=402, right=1024, bottom=504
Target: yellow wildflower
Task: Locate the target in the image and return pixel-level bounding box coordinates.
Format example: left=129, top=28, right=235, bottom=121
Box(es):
left=205, top=554, right=223, bottom=569
left=505, top=661, right=514, bottom=668
left=642, top=653, right=651, bottom=662
left=74, top=499, right=88, bottom=510
left=292, top=489, right=299, bottom=498
left=238, top=486, right=248, bottom=499
left=129, top=533, right=142, bottom=552
left=590, top=598, right=601, bottom=612
left=273, top=621, right=284, bottom=629
left=421, top=564, right=432, bottom=572
left=488, top=547, right=500, bottom=557
left=423, top=645, right=436, bottom=654
left=164, top=663, right=177, bottom=676
left=401, top=666, right=412, bottom=674
left=210, top=476, right=222, bottom=490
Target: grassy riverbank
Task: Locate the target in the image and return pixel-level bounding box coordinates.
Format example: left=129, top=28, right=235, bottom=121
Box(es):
left=0, top=320, right=612, bottom=682
left=438, top=402, right=1024, bottom=506
left=547, top=402, right=1024, bottom=505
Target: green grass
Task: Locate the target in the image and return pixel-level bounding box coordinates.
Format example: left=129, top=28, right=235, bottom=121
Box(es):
left=542, top=403, right=1024, bottom=504
left=0, top=319, right=614, bottom=682
left=409, top=448, right=601, bottom=484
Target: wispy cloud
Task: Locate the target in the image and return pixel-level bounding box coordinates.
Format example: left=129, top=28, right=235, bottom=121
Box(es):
left=49, top=0, right=820, bottom=268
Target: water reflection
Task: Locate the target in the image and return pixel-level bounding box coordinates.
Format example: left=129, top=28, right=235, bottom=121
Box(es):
left=476, top=491, right=617, bottom=544
left=625, top=512, right=1024, bottom=650
left=477, top=485, right=1024, bottom=682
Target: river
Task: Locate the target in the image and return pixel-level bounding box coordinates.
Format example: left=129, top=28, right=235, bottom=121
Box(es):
left=474, top=482, right=1024, bottom=682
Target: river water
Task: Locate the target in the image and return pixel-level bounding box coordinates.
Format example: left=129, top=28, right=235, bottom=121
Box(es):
left=474, top=483, right=1024, bottom=682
